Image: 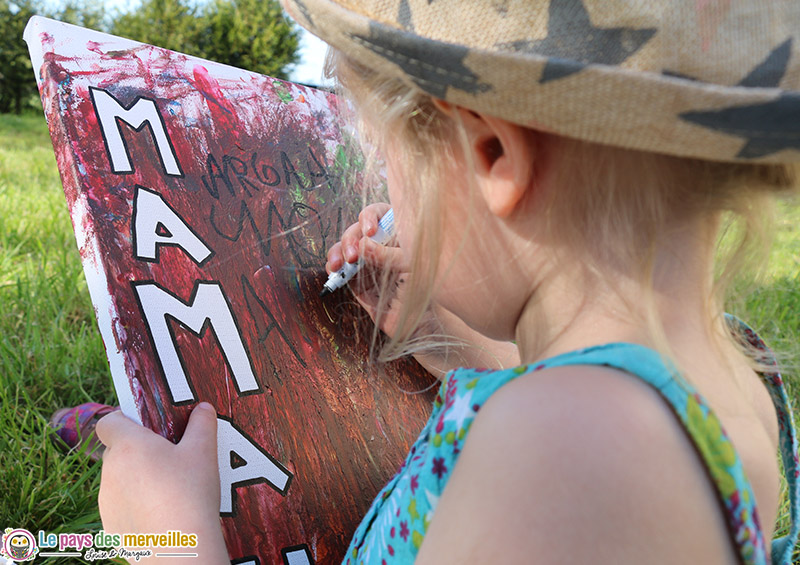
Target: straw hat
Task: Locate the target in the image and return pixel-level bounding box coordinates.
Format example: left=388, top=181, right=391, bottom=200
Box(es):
left=281, top=0, right=800, bottom=163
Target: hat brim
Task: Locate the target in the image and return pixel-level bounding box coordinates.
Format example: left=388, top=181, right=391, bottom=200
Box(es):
left=283, top=0, right=800, bottom=163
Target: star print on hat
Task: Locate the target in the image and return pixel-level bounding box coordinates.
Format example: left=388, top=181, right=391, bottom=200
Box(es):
left=281, top=0, right=800, bottom=163
left=498, top=0, right=656, bottom=84
left=680, top=39, right=800, bottom=159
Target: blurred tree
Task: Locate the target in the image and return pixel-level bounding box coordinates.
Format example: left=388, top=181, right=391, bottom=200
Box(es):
left=52, top=0, right=107, bottom=30
left=0, top=0, right=38, bottom=113
left=112, top=0, right=200, bottom=55
left=195, top=0, right=299, bottom=79
left=112, top=0, right=299, bottom=79
left=1, top=0, right=300, bottom=114
left=0, top=0, right=107, bottom=113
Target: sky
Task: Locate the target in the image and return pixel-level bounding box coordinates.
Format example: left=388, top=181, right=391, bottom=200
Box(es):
left=291, top=29, right=332, bottom=87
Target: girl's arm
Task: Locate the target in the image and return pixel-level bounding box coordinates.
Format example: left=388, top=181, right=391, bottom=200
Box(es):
left=96, top=404, right=230, bottom=565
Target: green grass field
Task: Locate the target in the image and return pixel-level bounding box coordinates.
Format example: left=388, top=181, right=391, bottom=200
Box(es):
left=0, top=113, right=117, bottom=561
left=1, top=113, right=799, bottom=562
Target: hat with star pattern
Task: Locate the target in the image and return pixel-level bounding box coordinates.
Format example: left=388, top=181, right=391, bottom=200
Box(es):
left=281, top=0, right=800, bottom=163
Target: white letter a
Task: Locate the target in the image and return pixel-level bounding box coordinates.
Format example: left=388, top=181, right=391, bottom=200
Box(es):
left=133, top=185, right=213, bottom=265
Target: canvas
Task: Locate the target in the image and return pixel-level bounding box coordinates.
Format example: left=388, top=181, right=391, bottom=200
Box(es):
left=24, top=16, right=435, bottom=565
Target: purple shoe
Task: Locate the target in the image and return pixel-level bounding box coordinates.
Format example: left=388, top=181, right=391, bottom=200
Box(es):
left=49, top=403, right=118, bottom=462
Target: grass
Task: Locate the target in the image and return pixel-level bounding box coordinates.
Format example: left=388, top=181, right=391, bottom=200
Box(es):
left=730, top=203, right=800, bottom=560
left=1, top=112, right=799, bottom=561
left=0, top=113, right=115, bottom=564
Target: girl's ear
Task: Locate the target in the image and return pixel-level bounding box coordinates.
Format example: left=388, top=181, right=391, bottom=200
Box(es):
left=438, top=101, right=539, bottom=218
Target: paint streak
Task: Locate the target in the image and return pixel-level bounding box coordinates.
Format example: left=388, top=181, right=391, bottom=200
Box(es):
left=33, top=24, right=435, bottom=565
left=273, top=79, right=294, bottom=104
left=192, top=65, right=244, bottom=145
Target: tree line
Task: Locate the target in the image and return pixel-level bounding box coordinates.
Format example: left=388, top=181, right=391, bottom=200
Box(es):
left=0, top=0, right=300, bottom=114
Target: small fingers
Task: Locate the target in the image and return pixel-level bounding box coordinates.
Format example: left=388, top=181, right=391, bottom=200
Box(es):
left=179, top=402, right=218, bottom=457
left=326, top=222, right=361, bottom=271
left=326, top=241, right=344, bottom=273
left=340, top=220, right=365, bottom=264
left=360, top=239, right=407, bottom=271
left=328, top=203, right=393, bottom=272
left=95, top=410, right=144, bottom=448
left=358, top=203, right=390, bottom=237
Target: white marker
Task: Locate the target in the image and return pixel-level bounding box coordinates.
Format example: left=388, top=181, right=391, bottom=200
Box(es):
left=320, top=208, right=394, bottom=297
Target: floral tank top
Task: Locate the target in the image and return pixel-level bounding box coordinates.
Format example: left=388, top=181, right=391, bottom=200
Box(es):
left=343, top=316, right=800, bottom=565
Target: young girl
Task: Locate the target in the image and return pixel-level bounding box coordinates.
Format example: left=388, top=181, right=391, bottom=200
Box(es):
left=96, top=1, right=800, bottom=563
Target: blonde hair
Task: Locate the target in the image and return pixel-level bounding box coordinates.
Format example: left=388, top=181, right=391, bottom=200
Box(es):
left=328, top=49, right=798, bottom=370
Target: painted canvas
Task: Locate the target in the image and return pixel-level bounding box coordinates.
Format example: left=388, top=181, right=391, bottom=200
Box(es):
left=24, top=16, right=435, bottom=565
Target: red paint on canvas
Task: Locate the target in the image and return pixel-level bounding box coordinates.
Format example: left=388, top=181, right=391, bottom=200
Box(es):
left=33, top=24, right=434, bottom=564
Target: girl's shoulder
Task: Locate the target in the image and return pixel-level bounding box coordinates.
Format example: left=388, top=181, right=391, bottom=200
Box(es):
left=347, top=341, right=795, bottom=564
left=415, top=362, right=739, bottom=563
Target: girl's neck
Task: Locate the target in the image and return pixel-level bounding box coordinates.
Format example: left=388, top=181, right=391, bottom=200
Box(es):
left=514, top=217, right=722, bottom=366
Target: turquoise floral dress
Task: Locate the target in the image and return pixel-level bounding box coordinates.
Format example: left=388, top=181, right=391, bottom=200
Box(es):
left=343, top=316, right=799, bottom=564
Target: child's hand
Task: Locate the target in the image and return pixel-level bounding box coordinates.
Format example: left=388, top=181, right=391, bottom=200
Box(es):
left=96, top=403, right=230, bottom=564
left=326, top=202, right=403, bottom=283
left=326, top=202, right=407, bottom=333
left=327, top=203, right=519, bottom=376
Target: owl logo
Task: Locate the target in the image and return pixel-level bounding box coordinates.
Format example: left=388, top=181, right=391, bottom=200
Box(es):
left=1, top=528, right=38, bottom=561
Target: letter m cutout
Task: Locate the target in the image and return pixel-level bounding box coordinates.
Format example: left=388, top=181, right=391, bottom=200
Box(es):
left=90, top=87, right=183, bottom=176
left=133, top=281, right=260, bottom=404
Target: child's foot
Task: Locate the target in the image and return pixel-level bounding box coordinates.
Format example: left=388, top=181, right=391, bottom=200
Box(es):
left=49, top=403, right=119, bottom=462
